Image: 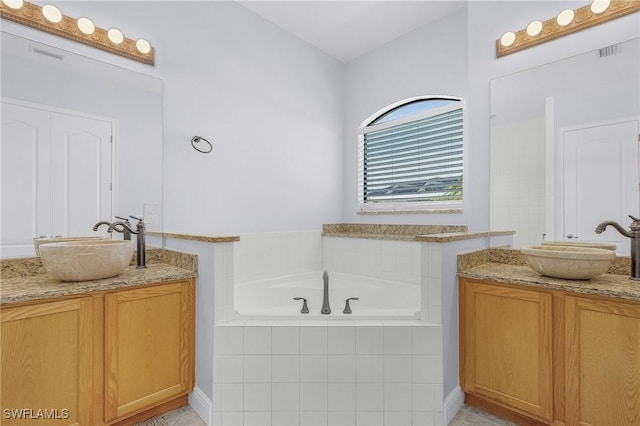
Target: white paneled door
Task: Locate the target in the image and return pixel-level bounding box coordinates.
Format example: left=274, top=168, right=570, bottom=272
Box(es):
left=563, top=120, right=639, bottom=255
left=1, top=102, right=113, bottom=257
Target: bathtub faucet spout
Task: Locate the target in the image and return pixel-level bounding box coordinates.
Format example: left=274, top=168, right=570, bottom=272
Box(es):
left=321, top=271, right=331, bottom=314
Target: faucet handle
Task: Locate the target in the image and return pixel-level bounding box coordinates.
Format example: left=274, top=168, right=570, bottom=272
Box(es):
left=343, top=297, right=359, bottom=314
left=293, top=297, right=309, bottom=314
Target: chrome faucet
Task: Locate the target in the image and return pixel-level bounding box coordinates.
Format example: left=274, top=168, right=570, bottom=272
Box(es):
left=595, top=215, right=640, bottom=280
left=321, top=271, right=331, bottom=314
left=107, top=215, right=146, bottom=269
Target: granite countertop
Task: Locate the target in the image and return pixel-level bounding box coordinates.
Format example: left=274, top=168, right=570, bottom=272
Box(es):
left=321, top=223, right=512, bottom=242
left=1, top=263, right=196, bottom=306
left=458, top=248, right=640, bottom=302
left=0, top=247, right=197, bottom=306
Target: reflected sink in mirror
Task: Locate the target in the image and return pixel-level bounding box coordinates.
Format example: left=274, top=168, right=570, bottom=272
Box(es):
left=540, top=240, right=617, bottom=251
left=521, top=245, right=615, bottom=280
left=39, top=240, right=134, bottom=282
left=34, top=236, right=106, bottom=256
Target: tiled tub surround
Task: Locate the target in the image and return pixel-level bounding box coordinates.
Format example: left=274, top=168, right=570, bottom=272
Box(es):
left=213, top=322, right=444, bottom=426
left=212, top=226, right=509, bottom=425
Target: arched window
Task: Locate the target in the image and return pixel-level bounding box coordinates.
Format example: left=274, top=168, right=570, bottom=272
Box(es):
left=358, top=96, right=464, bottom=211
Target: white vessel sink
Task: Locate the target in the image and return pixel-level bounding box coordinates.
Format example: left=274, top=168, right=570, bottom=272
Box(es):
left=39, top=240, right=134, bottom=282
left=540, top=240, right=617, bottom=251
left=521, top=245, right=615, bottom=280
left=34, top=236, right=106, bottom=256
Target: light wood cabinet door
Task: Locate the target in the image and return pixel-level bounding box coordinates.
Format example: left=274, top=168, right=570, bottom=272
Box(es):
left=1, top=298, right=93, bottom=426
left=565, top=296, right=640, bottom=426
left=104, top=280, right=195, bottom=421
left=461, top=279, right=553, bottom=422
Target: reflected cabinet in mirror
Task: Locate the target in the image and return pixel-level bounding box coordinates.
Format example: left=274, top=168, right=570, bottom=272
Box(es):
left=1, top=32, right=163, bottom=258
left=490, top=37, right=639, bottom=255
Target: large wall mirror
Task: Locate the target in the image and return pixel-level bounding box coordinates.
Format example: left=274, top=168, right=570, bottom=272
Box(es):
left=490, top=37, right=639, bottom=255
left=1, top=32, right=163, bottom=258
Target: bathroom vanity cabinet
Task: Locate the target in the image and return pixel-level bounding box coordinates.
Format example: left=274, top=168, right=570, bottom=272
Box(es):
left=104, top=281, right=195, bottom=422
left=0, top=278, right=195, bottom=426
left=1, top=297, right=94, bottom=426
left=460, top=277, right=640, bottom=426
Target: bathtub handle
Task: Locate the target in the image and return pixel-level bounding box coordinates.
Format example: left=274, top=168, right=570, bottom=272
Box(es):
left=343, top=297, right=359, bottom=314
left=293, top=297, right=310, bottom=314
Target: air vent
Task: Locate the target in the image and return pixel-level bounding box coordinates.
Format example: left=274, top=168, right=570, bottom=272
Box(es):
left=599, top=43, right=621, bottom=58
left=30, top=46, right=63, bottom=60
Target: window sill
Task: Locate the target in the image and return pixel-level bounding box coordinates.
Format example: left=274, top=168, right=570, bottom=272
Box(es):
left=357, top=208, right=463, bottom=215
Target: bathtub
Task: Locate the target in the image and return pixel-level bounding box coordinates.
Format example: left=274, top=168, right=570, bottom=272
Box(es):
left=234, top=271, right=420, bottom=320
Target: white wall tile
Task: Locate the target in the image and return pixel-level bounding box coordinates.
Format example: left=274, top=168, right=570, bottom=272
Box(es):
left=412, top=384, right=438, bottom=412
left=244, top=355, right=271, bottom=383
left=244, top=327, right=271, bottom=354
left=300, top=411, right=328, bottom=426
left=272, top=383, right=300, bottom=411
left=355, top=327, right=382, bottom=354
left=300, top=383, right=328, bottom=411
left=384, top=412, right=412, bottom=426
left=384, top=383, right=412, bottom=412
left=328, top=411, right=355, bottom=426
left=328, top=327, right=355, bottom=354
left=211, top=410, right=222, bottom=426
left=356, top=411, right=383, bottom=426
left=411, top=326, right=441, bottom=355
left=383, top=327, right=412, bottom=354
left=412, top=355, right=442, bottom=383
left=273, top=355, right=300, bottom=382
left=413, top=411, right=436, bottom=426
left=355, top=384, right=383, bottom=412
left=244, top=411, right=271, bottom=426
left=221, top=355, right=243, bottom=383
left=219, top=384, right=243, bottom=412
left=213, top=355, right=223, bottom=383
left=272, top=411, right=300, bottom=426
left=301, top=355, right=327, bottom=382
left=328, top=355, right=355, bottom=383
left=244, top=383, right=271, bottom=411
left=328, top=383, right=355, bottom=412
left=383, top=355, right=411, bottom=383
left=355, top=355, right=383, bottom=383
left=272, top=327, right=300, bottom=354
left=300, top=327, right=328, bottom=354
left=222, top=327, right=243, bottom=355
left=220, top=412, right=243, bottom=426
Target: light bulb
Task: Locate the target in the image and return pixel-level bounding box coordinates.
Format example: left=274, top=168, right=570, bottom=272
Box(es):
left=77, top=17, right=95, bottom=35
left=591, top=0, right=610, bottom=14
left=42, top=4, right=62, bottom=23
left=136, top=39, right=151, bottom=54
left=108, top=28, right=124, bottom=45
left=500, top=32, right=516, bottom=47
left=2, top=0, right=23, bottom=9
left=557, top=9, right=575, bottom=26
left=526, top=20, right=542, bottom=36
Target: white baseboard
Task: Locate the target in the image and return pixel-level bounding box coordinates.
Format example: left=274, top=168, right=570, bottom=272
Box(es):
left=189, top=386, right=212, bottom=426
left=444, top=385, right=465, bottom=425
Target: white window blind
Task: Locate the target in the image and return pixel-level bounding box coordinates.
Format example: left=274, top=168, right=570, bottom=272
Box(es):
left=359, top=100, right=463, bottom=206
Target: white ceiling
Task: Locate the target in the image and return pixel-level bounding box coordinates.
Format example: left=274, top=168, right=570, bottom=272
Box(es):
left=237, top=1, right=467, bottom=62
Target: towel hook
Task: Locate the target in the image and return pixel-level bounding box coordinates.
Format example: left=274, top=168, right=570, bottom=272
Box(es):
left=191, top=136, right=212, bottom=154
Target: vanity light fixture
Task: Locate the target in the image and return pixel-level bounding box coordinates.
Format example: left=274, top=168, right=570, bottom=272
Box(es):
left=0, top=0, right=154, bottom=65
left=497, top=0, right=640, bottom=58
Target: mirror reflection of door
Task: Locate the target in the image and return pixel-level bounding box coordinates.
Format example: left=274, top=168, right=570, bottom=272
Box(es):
left=1, top=101, right=113, bottom=258
left=562, top=120, right=639, bottom=255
